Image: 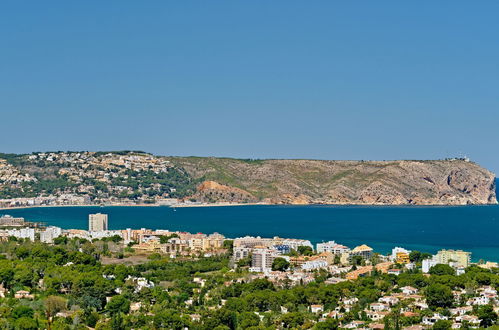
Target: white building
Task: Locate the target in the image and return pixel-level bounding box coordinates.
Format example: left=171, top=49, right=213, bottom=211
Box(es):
left=40, top=226, right=62, bottom=243
left=8, top=227, right=35, bottom=241
left=282, top=238, right=314, bottom=251
left=301, top=259, right=328, bottom=271
left=316, top=241, right=350, bottom=254
left=90, top=230, right=122, bottom=240
left=250, top=248, right=287, bottom=273
left=422, top=257, right=438, bottom=273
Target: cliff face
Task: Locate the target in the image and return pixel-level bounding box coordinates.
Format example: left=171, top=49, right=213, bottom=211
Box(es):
left=167, top=158, right=497, bottom=205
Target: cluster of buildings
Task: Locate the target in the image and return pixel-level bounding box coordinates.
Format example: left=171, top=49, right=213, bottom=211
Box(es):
left=0, top=151, right=182, bottom=208
left=0, top=159, right=36, bottom=185
left=0, top=213, right=495, bottom=279
left=0, top=213, right=227, bottom=257
left=315, top=284, right=499, bottom=329
left=0, top=195, right=91, bottom=208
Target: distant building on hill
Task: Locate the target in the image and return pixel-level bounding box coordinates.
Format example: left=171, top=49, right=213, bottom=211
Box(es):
left=88, top=213, right=108, bottom=232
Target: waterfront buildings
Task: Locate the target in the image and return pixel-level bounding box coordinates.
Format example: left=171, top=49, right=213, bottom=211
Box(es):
left=89, top=213, right=108, bottom=232
left=0, top=215, right=25, bottom=227
left=233, top=236, right=312, bottom=252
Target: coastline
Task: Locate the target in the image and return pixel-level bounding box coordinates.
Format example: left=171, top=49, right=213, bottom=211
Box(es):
left=1, top=201, right=497, bottom=212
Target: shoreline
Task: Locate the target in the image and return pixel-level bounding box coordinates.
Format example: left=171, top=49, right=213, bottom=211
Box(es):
left=1, top=201, right=497, bottom=212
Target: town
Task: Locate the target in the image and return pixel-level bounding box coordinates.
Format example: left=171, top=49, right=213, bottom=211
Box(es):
left=0, top=213, right=497, bottom=329
left=0, top=151, right=197, bottom=208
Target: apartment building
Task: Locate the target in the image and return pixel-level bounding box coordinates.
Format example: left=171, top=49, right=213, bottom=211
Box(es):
left=89, top=213, right=108, bottom=232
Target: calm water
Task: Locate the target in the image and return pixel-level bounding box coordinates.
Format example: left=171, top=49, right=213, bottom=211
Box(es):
left=4, top=204, right=499, bottom=262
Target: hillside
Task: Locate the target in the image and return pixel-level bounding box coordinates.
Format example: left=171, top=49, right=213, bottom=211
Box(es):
left=0, top=151, right=496, bottom=206
left=166, top=157, right=497, bottom=205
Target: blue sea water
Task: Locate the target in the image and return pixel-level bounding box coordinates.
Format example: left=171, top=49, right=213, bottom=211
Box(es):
left=4, top=204, right=499, bottom=262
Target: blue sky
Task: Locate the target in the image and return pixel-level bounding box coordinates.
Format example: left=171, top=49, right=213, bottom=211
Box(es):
left=1, top=2, right=498, bottom=173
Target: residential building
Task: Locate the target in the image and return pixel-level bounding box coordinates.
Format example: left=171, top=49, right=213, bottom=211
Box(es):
left=233, top=246, right=252, bottom=261
left=350, top=244, right=373, bottom=260
left=422, top=257, right=438, bottom=273
left=435, top=249, right=471, bottom=268
left=251, top=248, right=286, bottom=272
left=317, top=241, right=350, bottom=254
left=40, top=226, right=62, bottom=243
left=7, top=227, right=35, bottom=241
left=88, top=213, right=108, bottom=232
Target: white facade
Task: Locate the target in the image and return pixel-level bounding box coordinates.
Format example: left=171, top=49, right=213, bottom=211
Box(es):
left=40, top=226, right=62, bottom=243
left=316, top=241, right=350, bottom=254
left=301, top=259, right=328, bottom=271
left=8, top=227, right=35, bottom=241
left=422, top=257, right=438, bottom=273
left=282, top=239, right=313, bottom=251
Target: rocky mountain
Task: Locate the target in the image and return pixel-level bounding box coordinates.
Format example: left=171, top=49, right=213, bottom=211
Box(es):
left=0, top=152, right=496, bottom=206
left=167, top=157, right=497, bottom=205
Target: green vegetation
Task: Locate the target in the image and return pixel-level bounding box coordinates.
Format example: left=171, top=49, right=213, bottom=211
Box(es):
left=271, top=257, right=290, bottom=271
left=0, top=238, right=497, bottom=329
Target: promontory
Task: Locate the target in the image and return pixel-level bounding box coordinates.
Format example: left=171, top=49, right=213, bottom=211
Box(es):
left=0, top=151, right=496, bottom=207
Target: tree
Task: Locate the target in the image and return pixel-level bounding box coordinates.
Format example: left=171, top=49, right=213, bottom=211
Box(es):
left=272, top=257, right=290, bottom=271
left=15, top=317, right=38, bottom=330
left=298, top=246, right=313, bottom=256
left=12, top=306, right=34, bottom=319
left=315, top=318, right=339, bottom=329
left=409, top=251, right=422, bottom=263
left=105, top=295, right=130, bottom=315
left=476, top=304, right=497, bottom=328
left=280, top=312, right=305, bottom=328
left=236, top=255, right=252, bottom=268
left=352, top=256, right=363, bottom=266
left=223, top=240, right=234, bottom=252
left=45, top=295, right=67, bottom=329
left=432, top=319, right=452, bottom=330
left=238, top=311, right=260, bottom=328
left=429, top=264, right=455, bottom=276
left=425, top=284, right=453, bottom=309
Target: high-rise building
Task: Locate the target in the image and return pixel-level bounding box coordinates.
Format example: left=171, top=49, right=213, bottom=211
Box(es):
left=435, top=249, right=471, bottom=268
left=88, top=213, right=108, bottom=232
left=40, top=226, right=62, bottom=243
left=251, top=248, right=282, bottom=272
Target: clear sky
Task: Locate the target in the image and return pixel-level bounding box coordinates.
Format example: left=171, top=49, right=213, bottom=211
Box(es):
left=1, top=2, right=498, bottom=173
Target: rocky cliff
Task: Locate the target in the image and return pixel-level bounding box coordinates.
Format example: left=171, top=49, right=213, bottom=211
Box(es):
left=167, top=158, right=497, bottom=205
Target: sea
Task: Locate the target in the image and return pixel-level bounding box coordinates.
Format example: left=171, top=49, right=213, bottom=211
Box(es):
left=4, top=203, right=499, bottom=262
